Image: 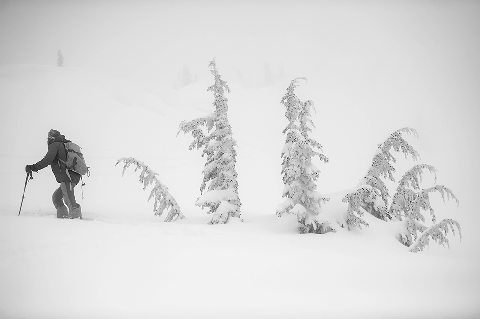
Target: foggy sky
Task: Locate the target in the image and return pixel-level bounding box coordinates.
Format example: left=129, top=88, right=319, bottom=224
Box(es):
left=1, top=0, right=479, bottom=89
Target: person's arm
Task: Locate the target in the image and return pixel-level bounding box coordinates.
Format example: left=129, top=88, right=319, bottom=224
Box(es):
left=29, top=143, right=59, bottom=172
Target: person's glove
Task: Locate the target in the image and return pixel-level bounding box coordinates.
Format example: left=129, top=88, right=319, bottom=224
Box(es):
left=25, top=165, right=37, bottom=174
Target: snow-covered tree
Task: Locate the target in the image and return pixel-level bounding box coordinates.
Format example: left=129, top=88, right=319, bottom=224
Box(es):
left=57, top=50, right=64, bottom=67
left=116, top=157, right=184, bottom=222
left=389, top=164, right=438, bottom=222
left=276, top=78, right=330, bottom=234
left=389, top=164, right=461, bottom=251
left=343, top=127, right=420, bottom=229
left=178, top=59, right=241, bottom=224
left=342, top=128, right=461, bottom=252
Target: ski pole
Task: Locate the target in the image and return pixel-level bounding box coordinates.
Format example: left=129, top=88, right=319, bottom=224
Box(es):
left=18, top=171, right=33, bottom=216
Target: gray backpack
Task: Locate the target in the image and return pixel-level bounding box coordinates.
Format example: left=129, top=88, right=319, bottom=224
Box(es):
left=59, top=142, right=90, bottom=176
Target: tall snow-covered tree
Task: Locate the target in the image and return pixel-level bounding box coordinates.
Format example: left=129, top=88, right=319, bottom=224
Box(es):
left=178, top=59, right=241, bottom=224
left=116, top=157, right=184, bottom=222
left=276, top=78, right=330, bottom=234
left=57, top=50, right=64, bottom=67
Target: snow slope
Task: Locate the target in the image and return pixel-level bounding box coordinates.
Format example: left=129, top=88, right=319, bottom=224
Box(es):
left=0, top=65, right=479, bottom=318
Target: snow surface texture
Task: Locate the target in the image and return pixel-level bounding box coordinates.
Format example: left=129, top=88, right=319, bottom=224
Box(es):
left=0, top=65, right=479, bottom=318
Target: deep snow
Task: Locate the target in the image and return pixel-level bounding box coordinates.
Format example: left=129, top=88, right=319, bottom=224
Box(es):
left=0, top=65, right=479, bottom=318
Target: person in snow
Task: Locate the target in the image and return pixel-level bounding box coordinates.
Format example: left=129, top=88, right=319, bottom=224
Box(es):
left=25, top=129, right=82, bottom=219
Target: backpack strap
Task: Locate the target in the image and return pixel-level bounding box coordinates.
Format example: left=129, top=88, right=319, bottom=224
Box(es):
left=58, top=141, right=88, bottom=197
left=56, top=142, right=72, bottom=185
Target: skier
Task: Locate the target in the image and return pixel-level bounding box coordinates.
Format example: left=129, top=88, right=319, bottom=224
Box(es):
left=25, top=129, right=82, bottom=219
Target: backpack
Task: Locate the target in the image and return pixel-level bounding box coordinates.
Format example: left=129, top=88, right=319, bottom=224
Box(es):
left=59, top=142, right=90, bottom=176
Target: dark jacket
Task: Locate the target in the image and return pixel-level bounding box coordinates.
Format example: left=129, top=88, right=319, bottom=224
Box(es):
left=33, top=136, right=81, bottom=185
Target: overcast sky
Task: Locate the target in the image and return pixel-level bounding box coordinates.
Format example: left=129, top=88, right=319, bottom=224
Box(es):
left=1, top=0, right=479, bottom=89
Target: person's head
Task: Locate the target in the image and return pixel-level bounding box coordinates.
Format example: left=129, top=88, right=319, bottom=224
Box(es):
left=47, top=129, right=64, bottom=144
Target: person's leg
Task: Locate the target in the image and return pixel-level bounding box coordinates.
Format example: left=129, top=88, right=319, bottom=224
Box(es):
left=60, top=182, right=82, bottom=219
left=52, top=186, right=69, bottom=218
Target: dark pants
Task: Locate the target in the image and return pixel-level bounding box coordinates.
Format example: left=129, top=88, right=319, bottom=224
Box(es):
left=52, top=181, right=82, bottom=219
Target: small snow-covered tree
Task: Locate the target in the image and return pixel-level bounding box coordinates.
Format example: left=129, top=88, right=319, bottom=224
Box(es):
left=178, top=59, right=241, bottom=224
left=57, top=50, right=64, bottom=67
left=343, top=127, right=420, bottom=229
left=389, top=164, right=461, bottom=251
left=343, top=128, right=461, bottom=252
left=276, top=78, right=330, bottom=234
left=116, top=157, right=184, bottom=222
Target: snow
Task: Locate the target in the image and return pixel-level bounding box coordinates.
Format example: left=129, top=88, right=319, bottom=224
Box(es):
left=276, top=198, right=294, bottom=215
left=196, top=188, right=237, bottom=206
left=0, top=65, right=479, bottom=318
left=290, top=203, right=306, bottom=216
left=215, top=201, right=239, bottom=216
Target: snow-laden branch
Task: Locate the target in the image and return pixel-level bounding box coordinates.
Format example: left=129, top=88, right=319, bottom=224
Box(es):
left=178, top=115, right=215, bottom=151
left=423, top=185, right=459, bottom=206
left=116, top=157, right=184, bottom=222
left=391, top=181, right=459, bottom=224
left=196, top=187, right=241, bottom=224
left=342, top=185, right=387, bottom=229
left=390, top=165, right=438, bottom=221
left=366, top=127, right=420, bottom=184
left=409, top=219, right=462, bottom=253
left=397, top=164, right=437, bottom=191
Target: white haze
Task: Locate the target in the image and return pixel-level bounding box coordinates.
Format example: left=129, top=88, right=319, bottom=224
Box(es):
left=0, top=1, right=479, bottom=318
